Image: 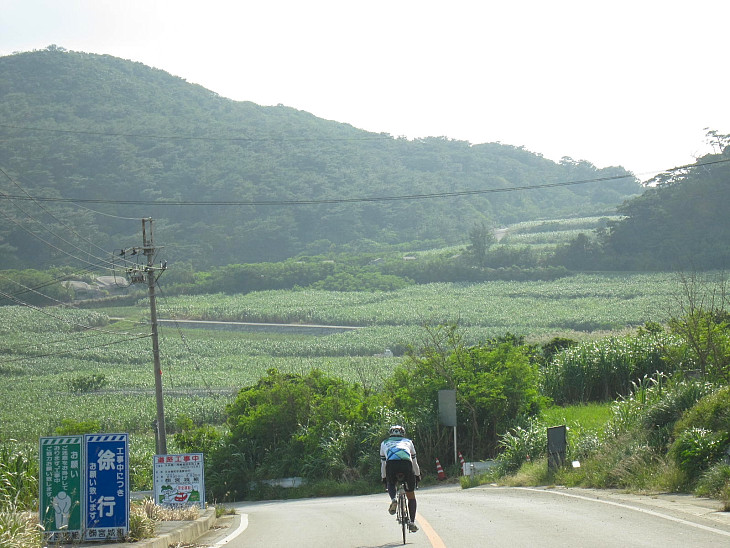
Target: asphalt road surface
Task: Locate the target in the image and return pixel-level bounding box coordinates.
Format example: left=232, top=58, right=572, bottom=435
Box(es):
left=195, top=484, right=730, bottom=547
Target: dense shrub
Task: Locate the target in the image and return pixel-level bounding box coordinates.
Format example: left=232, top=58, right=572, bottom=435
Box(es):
left=696, top=462, right=730, bottom=500
left=207, top=369, right=384, bottom=500
left=605, top=376, right=714, bottom=442
left=386, top=325, right=543, bottom=463
left=55, top=418, right=102, bottom=435
left=68, top=374, right=107, bottom=394
left=641, top=381, right=717, bottom=448
left=670, top=427, right=728, bottom=479
left=173, top=415, right=223, bottom=456
left=497, top=419, right=547, bottom=472
left=673, top=385, right=730, bottom=435
left=669, top=386, right=730, bottom=483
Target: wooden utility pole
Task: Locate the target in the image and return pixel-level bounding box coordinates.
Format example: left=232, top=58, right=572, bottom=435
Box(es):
left=126, top=218, right=167, bottom=454
left=142, top=218, right=167, bottom=455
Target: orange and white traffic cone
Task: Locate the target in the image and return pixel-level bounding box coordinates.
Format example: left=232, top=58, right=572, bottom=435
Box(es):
left=436, top=458, right=446, bottom=480
left=458, top=452, right=465, bottom=475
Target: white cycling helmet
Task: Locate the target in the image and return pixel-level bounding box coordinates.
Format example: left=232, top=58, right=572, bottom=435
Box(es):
left=389, top=425, right=406, bottom=437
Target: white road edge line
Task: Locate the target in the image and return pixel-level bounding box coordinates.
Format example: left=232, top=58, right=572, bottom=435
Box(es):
left=212, top=513, right=249, bottom=546
left=518, top=487, right=730, bottom=538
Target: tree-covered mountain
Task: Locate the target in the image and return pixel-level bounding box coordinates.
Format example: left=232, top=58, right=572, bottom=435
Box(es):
left=0, top=47, right=642, bottom=270
left=551, top=134, right=730, bottom=271
left=605, top=138, right=730, bottom=270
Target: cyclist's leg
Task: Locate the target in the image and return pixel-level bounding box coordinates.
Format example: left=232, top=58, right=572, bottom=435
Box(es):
left=404, top=467, right=418, bottom=527
left=387, top=461, right=411, bottom=499
left=385, top=461, right=397, bottom=499
left=405, top=491, right=417, bottom=524
left=385, top=461, right=398, bottom=514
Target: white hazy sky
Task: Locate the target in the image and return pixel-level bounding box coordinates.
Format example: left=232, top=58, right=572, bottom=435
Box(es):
left=2, top=0, right=729, bottom=181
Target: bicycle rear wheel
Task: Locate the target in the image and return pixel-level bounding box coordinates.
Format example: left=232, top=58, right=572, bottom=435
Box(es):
left=398, top=492, right=408, bottom=544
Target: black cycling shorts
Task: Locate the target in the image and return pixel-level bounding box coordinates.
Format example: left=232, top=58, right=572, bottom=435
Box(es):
left=385, top=459, right=416, bottom=492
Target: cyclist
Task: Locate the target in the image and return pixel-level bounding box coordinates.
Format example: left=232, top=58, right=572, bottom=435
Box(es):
left=380, top=425, right=421, bottom=532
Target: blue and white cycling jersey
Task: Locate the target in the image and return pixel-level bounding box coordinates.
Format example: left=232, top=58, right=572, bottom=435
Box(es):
left=383, top=437, right=414, bottom=461
left=380, top=436, right=421, bottom=477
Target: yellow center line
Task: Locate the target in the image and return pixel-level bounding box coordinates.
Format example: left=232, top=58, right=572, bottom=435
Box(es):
left=416, top=513, right=447, bottom=548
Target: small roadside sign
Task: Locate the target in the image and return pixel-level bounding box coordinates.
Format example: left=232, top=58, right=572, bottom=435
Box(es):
left=438, top=389, right=457, bottom=426
left=39, top=436, right=83, bottom=543
left=84, top=433, right=129, bottom=542
left=153, top=453, right=205, bottom=509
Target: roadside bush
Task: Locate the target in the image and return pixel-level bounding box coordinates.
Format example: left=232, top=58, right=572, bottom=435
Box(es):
left=673, top=385, right=730, bottom=435
left=569, top=430, right=602, bottom=462
left=127, top=510, right=156, bottom=542
left=173, top=415, right=223, bottom=456
left=129, top=439, right=155, bottom=492
left=208, top=368, right=383, bottom=500
left=636, top=380, right=714, bottom=451
left=496, top=415, right=603, bottom=475
left=68, top=374, right=107, bottom=394
left=55, top=418, right=101, bottom=435
left=669, top=385, right=730, bottom=484
left=669, top=427, right=728, bottom=480
left=550, top=378, right=714, bottom=491
left=695, top=462, right=730, bottom=500
left=386, top=324, right=543, bottom=462
left=497, top=419, right=546, bottom=473
left=605, top=376, right=714, bottom=448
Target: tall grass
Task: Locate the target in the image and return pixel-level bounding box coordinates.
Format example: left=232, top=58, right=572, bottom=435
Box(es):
left=0, top=505, right=41, bottom=548
left=0, top=440, right=38, bottom=510
left=541, top=332, right=680, bottom=404
left=0, top=440, right=40, bottom=548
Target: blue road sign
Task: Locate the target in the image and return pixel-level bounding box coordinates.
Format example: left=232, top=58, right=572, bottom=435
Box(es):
left=84, top=433, right=129, bottom=542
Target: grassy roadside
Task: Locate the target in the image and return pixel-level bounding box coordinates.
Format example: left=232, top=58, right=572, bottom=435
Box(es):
left=462, top=394, right=730, bottom=511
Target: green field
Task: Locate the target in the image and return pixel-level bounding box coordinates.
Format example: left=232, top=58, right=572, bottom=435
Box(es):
left=1, top=271, right=684, bottom=444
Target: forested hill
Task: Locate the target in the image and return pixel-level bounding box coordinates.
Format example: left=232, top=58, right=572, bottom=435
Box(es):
left=0, top=47, right=641, bottom=269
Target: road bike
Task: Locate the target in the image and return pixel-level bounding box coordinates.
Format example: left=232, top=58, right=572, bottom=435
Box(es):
left=395, top=474, right=408, bottom=544
left=394, top=473, right=411, bottom=545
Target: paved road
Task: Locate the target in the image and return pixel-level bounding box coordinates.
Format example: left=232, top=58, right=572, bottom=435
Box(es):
left=195, top=484, right=730, bottom=547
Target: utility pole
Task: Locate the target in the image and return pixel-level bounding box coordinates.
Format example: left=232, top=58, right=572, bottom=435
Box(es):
left=125, top=218, right=168, bottom=455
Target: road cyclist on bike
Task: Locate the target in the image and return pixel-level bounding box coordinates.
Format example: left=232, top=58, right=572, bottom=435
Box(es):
left=380, top=425, right=421, bottom=532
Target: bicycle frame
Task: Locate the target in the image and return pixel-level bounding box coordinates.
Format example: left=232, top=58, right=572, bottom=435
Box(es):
left=395, top=474, right=409, bottom=545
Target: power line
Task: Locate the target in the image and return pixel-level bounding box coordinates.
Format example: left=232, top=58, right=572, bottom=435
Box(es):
left=0, top=158, right=727, bottom=208
left=0, top=288, right=144, bottom=337
left=0, top=209, right=122, bottom=282
left=0, top=165, right=133, bottom=257
left=0, top=333, right=152, bottom=364
left=0, top=260, right=131, bottom=304
left=0, top=173, right=638, bottom=206
left=0, top=273, right=74, bottom=307
left=0, top=192, right=131, bottom=271
left=69, top=199, right=145, bottom=221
